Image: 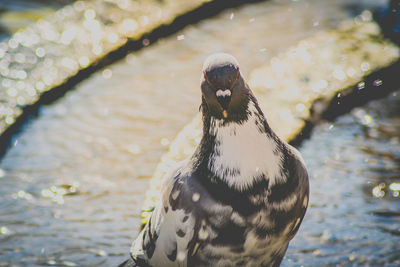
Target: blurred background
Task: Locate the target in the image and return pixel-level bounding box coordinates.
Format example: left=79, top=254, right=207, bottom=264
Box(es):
left=0, top=0, right=399, bottom=266
left=0, top=0, right=73, bottom=41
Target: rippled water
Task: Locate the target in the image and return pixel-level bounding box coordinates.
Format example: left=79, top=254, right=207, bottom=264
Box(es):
left=0, top=0, right=71, bottom=40
left=0, top=0, right=396, bottom=266
left=285, top=90, right=400, bottom=267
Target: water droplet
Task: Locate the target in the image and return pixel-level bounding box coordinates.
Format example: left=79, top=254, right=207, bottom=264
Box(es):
left=0, top=68, right=9, bottom=76
left=7, top=88, right=17, bottom=97
left=0, top=47, right=6, bottom=58
left=5, top=116, right=14, bottom=125
left=44, top=58, right=53, bottom=67
left=60, top=29, right=76, bottom=45
left=311, top=80, right=328, bottom=92
left=142, top=39, right=150, bottom=46
left=88, top=248, right=107, bottom=257
left=35, top=81, right=45, bottom=92
left=361, top=114, right=373, bottom=125
left=102, top=69, right=112, bottom=79
left=63, top=261, right=77, bottom=267
left=73, top=1, right=85, bottom=11
left=79, top=56, right=90, bottom=68
left=312, top=249, right=321, bottom=255
left=8, top=39, right=18, bottom=49
left=321, top=229, right=335, bottom=242
left=372, top=184, right=385, bottom=198
left=229, top=13, right=234, bottom=20
left=2, top=79, right=11, bottom=88
left=108, top=32, right=119, bottom=43
left=16, top=70, right=27, bottom=80
left=125, top=54, right=136, bottom=65
left=361, top=10, right=372, bottom=22
left=389, top=183, right=400, bottom=192
left=17, top=191, right=24, bottom=198
left=357, top=81, right=365, bottom=90
left=84, top=9, right=96, bottom=20
left=346, top=67, right=356, bottom=77
left=192, top=193, right=200, bottom=202
left=14, top=53, right=26, bottom=63
left=332, top=69, right=346, bottom=81
left=128, top=144, right=141, bottom=155
left=42, top=28, right=59, bottom=41
left=177, top=35, right=185, bottom=41
left=16, top=81, right=25, bottom=90
left=84, top=19, right=101, bottom=35
left=92, top=45, right=103, bottom=55
left=17, top=96, right=26, bottom=105
left=61, top=57, right=78, bottom=70
left=121, top=19, right=138, bottom=33
left=0, top=226, right=11, bottom=235
left=140, top=16, right=149, bottom=26
left=161, top=138, right=170, bottom=146
left=35, top=47, right=46, bottom=58
left=16, top=190, right=33, bottom=201
left=360, top=62, right=370, bottom=72
left=373, top=79, right=382, bottom=87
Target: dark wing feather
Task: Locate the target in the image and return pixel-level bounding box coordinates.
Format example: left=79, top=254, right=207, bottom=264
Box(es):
left=129, top=163, right=200, bottom=267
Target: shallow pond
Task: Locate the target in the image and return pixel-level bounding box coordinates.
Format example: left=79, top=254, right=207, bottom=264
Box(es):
left=0, top=0, right=397, bottom=266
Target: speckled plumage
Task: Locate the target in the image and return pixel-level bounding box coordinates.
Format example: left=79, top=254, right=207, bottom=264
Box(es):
left=121, top=53, right=309, bottom=267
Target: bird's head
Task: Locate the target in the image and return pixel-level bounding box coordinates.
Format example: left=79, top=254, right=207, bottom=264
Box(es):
left=201, top=53, right=250, bottom=120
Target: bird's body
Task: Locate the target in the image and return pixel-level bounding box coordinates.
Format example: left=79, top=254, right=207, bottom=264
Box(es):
left=121, top=53, right=309, bottom=267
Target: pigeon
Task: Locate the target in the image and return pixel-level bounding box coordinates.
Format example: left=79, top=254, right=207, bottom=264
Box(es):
left=119, top=53, right=309, bottom=267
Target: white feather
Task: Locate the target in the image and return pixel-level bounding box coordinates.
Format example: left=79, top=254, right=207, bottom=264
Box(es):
left=147, top=205, right=195, bottom=267
left=208, top=101, right=284, bottom=190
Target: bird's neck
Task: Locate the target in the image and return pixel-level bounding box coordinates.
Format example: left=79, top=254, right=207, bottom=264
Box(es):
left=192, top=98, right=285, bottom=191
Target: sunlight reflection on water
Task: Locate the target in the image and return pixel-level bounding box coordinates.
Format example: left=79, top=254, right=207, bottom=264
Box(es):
left=286, top=90, right=400, bottom=266
left=0, top=0, right=397, bottom=266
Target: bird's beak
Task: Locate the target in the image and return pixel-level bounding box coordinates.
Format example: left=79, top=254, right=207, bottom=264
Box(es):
left=216, top=89, right=231, bottom=117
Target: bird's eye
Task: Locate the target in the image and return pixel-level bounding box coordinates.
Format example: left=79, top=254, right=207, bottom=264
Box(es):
left=203, top=72, right=210, bottom=84
left=235, top=70, right=240, bottom=82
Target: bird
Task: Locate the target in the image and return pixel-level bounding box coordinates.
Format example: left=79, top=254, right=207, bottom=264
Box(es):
left=119, top=53, right=309, bottom=267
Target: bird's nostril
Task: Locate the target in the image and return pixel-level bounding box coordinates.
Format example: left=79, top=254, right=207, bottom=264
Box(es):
left=216, top=89, right=231, bottom=97
left=216, top=89, right=231, bottom=110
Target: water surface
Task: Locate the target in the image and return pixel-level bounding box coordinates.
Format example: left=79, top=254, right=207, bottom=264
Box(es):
left=0, top=0, right=71, bottom=40
left=285, top=90, right=400, bottom=266
left=0, top=0, right=395, bottom=266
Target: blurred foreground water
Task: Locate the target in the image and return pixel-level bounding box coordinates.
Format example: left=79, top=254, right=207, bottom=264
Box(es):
left=0, top=0, right=398, bottom=266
